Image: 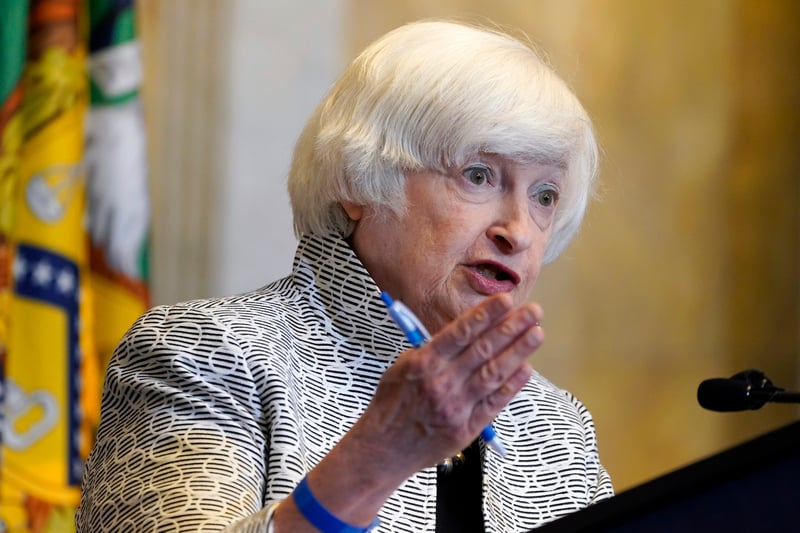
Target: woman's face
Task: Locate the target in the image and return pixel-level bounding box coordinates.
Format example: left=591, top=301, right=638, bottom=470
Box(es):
left=346, top=154, right=563, bottom=334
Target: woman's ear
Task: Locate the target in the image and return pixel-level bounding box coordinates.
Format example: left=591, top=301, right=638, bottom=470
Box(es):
left=341, top=201, right=364, bottom=221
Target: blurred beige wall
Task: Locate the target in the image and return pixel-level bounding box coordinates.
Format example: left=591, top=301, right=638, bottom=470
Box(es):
left=348, top=0, right=799, bottom=491
left=139, top=0, right=799, bottom=494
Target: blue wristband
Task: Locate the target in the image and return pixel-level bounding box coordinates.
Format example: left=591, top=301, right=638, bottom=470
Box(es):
left=293, top=475, right=380, bottom=533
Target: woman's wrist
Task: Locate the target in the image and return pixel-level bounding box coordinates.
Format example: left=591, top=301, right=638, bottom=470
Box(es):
left=293, top=475, right=380, bottom=533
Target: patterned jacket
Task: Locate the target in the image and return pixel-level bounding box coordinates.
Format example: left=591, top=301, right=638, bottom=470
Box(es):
left=77, top=232, right=613, bottom=532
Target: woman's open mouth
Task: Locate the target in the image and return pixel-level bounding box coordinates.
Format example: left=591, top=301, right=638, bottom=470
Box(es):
left=465, top=261, right=520, bottom=293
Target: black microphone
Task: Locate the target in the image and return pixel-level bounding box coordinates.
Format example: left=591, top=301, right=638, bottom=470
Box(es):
left=697, top=369, right=800, bottom=412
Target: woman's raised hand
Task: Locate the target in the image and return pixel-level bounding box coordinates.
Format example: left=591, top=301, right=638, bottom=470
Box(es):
left=362, top=292, right=544, bottom=472
left=276, top=293, right=544, bottom=531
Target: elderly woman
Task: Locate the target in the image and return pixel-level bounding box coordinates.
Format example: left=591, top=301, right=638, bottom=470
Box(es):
left=77, top=19, right=613, bottom=533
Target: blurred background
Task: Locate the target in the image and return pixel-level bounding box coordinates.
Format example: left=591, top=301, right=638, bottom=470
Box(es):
left=136, top=0, right=799, bottom=493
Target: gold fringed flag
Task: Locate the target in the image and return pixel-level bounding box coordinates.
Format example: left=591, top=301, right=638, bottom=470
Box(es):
left=1, top=0, right=91, bottom=530
left=0, top=1, right=150, bottom=531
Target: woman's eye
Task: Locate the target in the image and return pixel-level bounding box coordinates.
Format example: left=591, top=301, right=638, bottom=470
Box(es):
left=463, top=165, right=492, bottom=186
left=536, top=188, right=559, bottom=207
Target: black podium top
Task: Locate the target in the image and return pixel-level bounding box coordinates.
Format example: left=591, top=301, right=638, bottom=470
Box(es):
left=536, top=420, right=800, bottom=532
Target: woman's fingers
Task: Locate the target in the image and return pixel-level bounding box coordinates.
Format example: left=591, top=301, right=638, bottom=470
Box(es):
left=427, top=293, right=543, bottom=385
left=463, top=303, right=543, bottom=391
left=417, top=294, right=544, bottom=417
left=369, top=294, right=545, bottom=461
left=442, top=301, right=542, bottom=429
left=427, top=293, right=517, bottom=358
left=402, top=294, right=515, bottom=380
left=469, top=331, right=539, bottom=420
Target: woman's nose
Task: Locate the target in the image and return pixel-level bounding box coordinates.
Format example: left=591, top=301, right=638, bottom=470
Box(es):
left=486, top=199, right=534, bottom=254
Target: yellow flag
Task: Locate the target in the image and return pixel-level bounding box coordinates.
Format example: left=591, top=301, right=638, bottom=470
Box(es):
left=1, top=1, right=150, bottom=529
left=1, top=1, right=92, bottom=530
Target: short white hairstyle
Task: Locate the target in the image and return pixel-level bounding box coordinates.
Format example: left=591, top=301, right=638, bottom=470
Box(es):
left=288, top=19, right=598, bottom=264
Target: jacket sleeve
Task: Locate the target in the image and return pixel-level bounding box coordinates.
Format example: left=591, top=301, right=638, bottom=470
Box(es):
left=568, top=390, right=615, bottom=504
left=76, top=303, right=276, bottom=532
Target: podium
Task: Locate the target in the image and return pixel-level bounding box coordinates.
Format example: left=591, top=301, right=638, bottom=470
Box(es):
left=536, top=420, right=800, bottom=532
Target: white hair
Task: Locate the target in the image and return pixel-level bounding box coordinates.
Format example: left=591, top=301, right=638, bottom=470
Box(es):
left=288, top=19, right=598, bottom=263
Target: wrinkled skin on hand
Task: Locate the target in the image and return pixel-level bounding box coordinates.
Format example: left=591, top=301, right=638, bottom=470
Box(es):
left=353, top=292, right=543, bottom=473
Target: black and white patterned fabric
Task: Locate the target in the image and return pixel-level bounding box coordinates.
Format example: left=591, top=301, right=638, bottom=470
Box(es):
left=77, top=232, right=613, bottom=532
